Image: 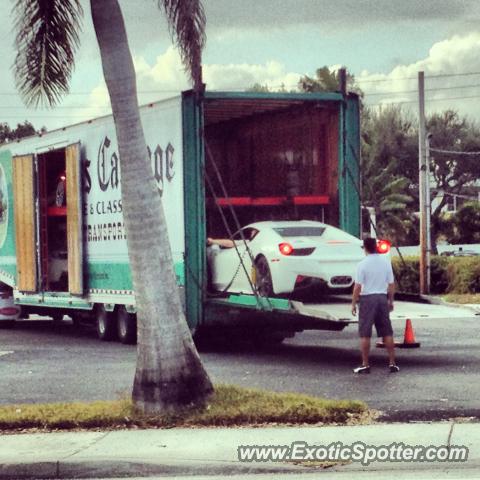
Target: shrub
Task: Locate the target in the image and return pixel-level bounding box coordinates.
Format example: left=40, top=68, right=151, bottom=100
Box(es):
left=446, top=257, right=480, bottom=294
left=392, top=255, right=480, bottom=294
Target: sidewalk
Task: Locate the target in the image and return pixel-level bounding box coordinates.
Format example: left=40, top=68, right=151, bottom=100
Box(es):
left=1, top=421, right=479, bottom=479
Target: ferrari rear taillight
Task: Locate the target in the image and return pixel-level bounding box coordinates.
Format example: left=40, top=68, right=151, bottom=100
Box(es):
left=279, top=242, right=294, bottom=255
left=278, top=243, right=316, bottom=256
left=377, top=239, right=391, bottom=254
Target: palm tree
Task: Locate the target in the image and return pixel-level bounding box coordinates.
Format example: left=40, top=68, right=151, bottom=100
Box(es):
left=12, top=0, right=213, bottom=413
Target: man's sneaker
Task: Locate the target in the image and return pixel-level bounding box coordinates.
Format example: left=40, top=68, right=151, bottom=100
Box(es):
left=389, top=364, right=400, bottom=373
left=353, top=365, right=370, bottom=374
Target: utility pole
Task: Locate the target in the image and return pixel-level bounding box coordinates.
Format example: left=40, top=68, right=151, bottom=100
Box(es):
left=425, top=132, right=432, bottom=293
left=418, top=71, right=429, bottom=294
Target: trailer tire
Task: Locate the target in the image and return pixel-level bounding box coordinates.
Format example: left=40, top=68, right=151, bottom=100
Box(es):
left=0, top=320, right=15, bottom=329
left=95, top=305, right=116, bottom=341
left=51, top=313, right=64, bottom=329
left=254, top=256, right=273, bottom=297
left=70, top=313, right=81, bottom=328
left=116, top=306, right=137, bottom=344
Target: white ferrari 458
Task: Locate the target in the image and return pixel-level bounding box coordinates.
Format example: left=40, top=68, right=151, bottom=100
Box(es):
left=208, top=220, right=390, bottom=297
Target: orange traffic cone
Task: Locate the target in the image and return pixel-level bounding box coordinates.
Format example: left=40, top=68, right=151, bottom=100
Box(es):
left=396, top=319, right=421, bottom=348
left=376, top=318, right=421, bottom=349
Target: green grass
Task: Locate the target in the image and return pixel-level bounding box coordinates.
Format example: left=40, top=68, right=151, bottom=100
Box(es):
left=442, top=293, right=480, bottom=304
left=0, top=385, right=367, bottom=432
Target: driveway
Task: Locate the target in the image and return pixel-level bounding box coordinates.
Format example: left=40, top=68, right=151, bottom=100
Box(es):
left=0, top=300, right=478, bottom=420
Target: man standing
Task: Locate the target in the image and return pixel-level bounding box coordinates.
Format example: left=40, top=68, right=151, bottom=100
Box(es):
left=351, top=237, right=399, bottom=374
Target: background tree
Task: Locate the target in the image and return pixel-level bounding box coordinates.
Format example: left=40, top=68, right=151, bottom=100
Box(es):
left=298, top=66, right=363, bottom=99
left=296, top=67, right=480, bottom=248
left=361, top=106, right=415, bottom=244
left=297, top=67, right=415, bottom=243
left=426, top=110, right=480, bottom=248
left=13, top=0, right=212, bottom=413
left=245, top=82, right=291, bottom=93
left=0, top=120, right=39, bottom=143
left=447, top=202, right=480, bottom=244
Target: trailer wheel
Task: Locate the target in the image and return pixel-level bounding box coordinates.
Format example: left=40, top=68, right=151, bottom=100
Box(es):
left=95, top=305, right=116, bottom=341
left=0, top=320, right=15, bottom=329
left=51, top=313, right=64, bottom=329
left=255, top=256, right=273, bottom=297
left=70, top=313, right=81, bottom=328
left=116, top=306, right=137, bottom=344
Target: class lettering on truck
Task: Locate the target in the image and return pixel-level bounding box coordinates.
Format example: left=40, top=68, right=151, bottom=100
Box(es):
left=0, top=90, right=361, bottom=344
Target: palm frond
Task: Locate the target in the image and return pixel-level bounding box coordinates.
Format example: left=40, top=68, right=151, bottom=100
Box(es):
left=12, top=0, right=83, bottom=107
left=380, top=201, right=410, bottom=212
left=159, top=0, right=206, bottom=91
left=384, top=193, right=413, bottom=204
left=383, top=176, right=409, bottom=192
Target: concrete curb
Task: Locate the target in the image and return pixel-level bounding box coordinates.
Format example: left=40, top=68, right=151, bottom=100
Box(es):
left=0, top=459, right=308, bottom=479
left=2, top=422, right=478, bottom=478
left=396, top=292, right=480, bottom=315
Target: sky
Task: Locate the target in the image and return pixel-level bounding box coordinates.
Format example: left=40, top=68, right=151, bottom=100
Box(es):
left=1, top=0, right=480, bottom=131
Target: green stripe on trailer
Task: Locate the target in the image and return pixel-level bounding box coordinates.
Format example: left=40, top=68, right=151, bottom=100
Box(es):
left=174, top=261, right=185, bottom=286
left=86, top=260, right=185, bottom=291
left=15, top=294, right=93, bottom=309
left=0, top=151, right=17, bottom=270
left=87, top=262, right=132, bottom=290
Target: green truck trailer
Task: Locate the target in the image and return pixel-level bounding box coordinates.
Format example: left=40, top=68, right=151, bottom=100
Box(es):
left=0, top=90, right=361, bottom=342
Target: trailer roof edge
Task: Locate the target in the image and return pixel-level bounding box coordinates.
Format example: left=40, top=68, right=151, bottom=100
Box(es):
left=203, top=91, right=345, bottom=102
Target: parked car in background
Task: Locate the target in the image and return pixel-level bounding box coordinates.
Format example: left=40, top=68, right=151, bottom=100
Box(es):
left=0, top=283, right=20, bottom=326
left=440, top=248, right=479, bottom=257
left=208, top=220, right=390, bottom=297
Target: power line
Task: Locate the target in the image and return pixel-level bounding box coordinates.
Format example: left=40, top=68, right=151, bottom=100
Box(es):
left=0, top=89, right=180, bottom=97
left=356, top=76, right=417, bottom=84
left=364, top=83, right=480, bottom=97
left=0, top=105, right=112, bottom=110
left=367, top=93, right=480, bottom=107
left=430, top=148, right=480, bottom=156
left=356, top=70, right=480, bottom=85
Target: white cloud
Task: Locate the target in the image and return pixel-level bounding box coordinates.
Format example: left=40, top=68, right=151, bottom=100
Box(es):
left=359, top=32, right=480, bottom=121
left=56, top=32, right=480, bottom=130
left=80, top=46, right=302, bottom=116
left=203, top=60, right=300, bottom=91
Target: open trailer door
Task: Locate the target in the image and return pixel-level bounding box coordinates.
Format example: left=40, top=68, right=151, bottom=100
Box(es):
left=65, top=143, right=83, bottom=295
left=12, top=154, right=37, bottom=292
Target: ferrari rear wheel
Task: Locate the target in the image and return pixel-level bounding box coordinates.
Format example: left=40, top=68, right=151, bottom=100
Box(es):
left=255, top=256, right=273, bottom=297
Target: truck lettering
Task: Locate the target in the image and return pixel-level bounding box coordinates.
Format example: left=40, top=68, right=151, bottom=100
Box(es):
left=95, top=199, right=122, bottom=215
left=165, top=142, right=175, bottom=181
left=93, top=138, right=174, bottom=196
left=149, top=145, right=163, bottom=195
left=97, top=136, right=120, bottom=192
left=83, top=159, right=92, bottom=193
left=86, top=222, right=127, bottom=242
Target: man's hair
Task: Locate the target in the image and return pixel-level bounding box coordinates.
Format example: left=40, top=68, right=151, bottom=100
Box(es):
left=363, top=237, right=377, bottom=254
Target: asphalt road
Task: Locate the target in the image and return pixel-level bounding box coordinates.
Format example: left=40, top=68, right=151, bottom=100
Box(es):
left=0, top=300, right=479, bottom=421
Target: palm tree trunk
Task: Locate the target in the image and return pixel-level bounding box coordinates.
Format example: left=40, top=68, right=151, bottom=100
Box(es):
left=90, top=0, right=213, bottom=413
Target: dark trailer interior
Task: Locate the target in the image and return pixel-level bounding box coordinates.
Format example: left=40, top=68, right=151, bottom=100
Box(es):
left=202, top=92, right=359, bottom=236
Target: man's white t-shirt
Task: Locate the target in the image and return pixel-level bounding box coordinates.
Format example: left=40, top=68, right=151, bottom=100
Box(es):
left=355, top=254, right=394, bottom=295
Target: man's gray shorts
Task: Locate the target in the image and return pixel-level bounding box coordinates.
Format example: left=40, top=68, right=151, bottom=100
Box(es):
left=358, top=294, right=393, bottom=338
